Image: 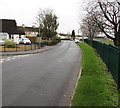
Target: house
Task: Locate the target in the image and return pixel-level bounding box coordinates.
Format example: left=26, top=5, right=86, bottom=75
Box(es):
left=58, top=33, right=72, bottom=40
left=18, top=26, right=38, bottom=37
left=17, top=26, right=39, bottom=43
left=0, top=19, right=25, bottom=44
left=57, top=33, right=88, bottom=41
left=75, top=35, right=88, bottom=40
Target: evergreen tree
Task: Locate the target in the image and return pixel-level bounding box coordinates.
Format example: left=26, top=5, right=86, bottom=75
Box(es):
left=72, top=30, right=75, bottom=40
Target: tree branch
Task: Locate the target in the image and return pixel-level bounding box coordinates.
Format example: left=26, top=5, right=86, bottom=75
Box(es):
left=98, top=2, right=116, bottom=25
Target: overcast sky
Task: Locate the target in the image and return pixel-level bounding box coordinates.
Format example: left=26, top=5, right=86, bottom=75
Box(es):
left=0, top=0, right=86, bottom=34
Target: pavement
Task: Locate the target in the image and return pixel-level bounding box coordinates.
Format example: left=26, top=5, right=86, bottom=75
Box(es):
left=2, top=41, right=82, bottom=106
left=0, top=42, right=62, bottom=56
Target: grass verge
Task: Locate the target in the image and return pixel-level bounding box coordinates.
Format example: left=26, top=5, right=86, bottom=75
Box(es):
left=102, top=40, right=114, bottom=44
left=71, top=43, right=118, bottom=107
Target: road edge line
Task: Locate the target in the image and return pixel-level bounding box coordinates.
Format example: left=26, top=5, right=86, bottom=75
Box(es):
left=69, top=67, right=82, bottom=107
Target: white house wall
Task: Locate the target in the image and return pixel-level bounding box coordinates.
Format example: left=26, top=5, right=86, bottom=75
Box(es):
left=25, top=32, right=38, bottom=37
left=11, top=34, right=19, bottom=44
left=0, top=32, right=9, bottom=40
left=11, top=34, right=26, bottom=44
left=21, top=35, right=25, bottom=39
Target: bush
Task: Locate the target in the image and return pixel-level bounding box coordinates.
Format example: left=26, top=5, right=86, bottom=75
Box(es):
left=4, top=40, right=16, bottom=48
left=41, top=38, right=61, bottom=46
left=43, top=41, right=52, bottom=46
left=53, top=37, right=61, bottom=42
left=35, top=42, right=45, bottom=47
left=40, top=42, right=44, bottom=47
left=56, top=38, right=61, bottom=43
left=43, top=41, right=49, bottom=46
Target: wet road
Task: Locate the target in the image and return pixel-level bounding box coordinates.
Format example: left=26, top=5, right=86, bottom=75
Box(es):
left=2, top=41, right=82, bottom=106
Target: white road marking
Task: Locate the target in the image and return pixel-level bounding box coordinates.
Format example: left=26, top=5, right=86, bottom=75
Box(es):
left=0, top=61, right=3, bottom=63
left=11, top=58, right=16, bottom=60
left=0, top=59, right=5, bottom=61
left=0, top=54, right=30, bottom=63
left=6, top=59, right=11, bottom=61
left=7, top=57, right=12, bottom=59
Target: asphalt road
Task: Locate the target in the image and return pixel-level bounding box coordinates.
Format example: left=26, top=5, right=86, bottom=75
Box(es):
left=2, top=41, right=82, bottom=106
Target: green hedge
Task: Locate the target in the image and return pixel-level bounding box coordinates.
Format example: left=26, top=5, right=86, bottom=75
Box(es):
left=35, top=38, right=61, bottom=46
left=4, top=40, right=16, bottom=48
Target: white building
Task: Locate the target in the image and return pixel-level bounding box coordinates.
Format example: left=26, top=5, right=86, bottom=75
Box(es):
left=0, top=19, right=25, bottom=44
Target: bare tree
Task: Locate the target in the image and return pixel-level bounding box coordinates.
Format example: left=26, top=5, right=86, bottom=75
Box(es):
left=86, top=0, right=120, bottom=46
left=80, top=12, right=101, bottom=40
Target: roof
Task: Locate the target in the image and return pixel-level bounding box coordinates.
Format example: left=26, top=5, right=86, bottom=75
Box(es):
left=0, top=19, right=25, bottom=35
left=18, top=26, right=38, bottom=32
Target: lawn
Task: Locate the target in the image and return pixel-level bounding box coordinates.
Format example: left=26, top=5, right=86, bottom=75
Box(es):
left=71, top=43, right=118, bottom=107
left=102, top=40, right=114, bottom=44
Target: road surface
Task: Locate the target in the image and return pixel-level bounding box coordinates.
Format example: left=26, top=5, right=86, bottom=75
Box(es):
left=2, top=41, right=82, bottom=106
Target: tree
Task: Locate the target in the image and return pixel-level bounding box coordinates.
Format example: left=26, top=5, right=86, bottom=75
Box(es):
left=71, top=30, right=75, bottom=40
left=36, top=8, right=59, bottom=40
left=85, top=0, right=120, bottom=46
left=97, top=1, right=120, bottom=46
left=80, top=13, right=101, bottom=40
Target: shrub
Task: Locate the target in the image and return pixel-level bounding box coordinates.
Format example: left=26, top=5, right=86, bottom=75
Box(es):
left=42, top=41, right=51, bottom=46
left=4, top=40, right=16, bottom=48
left=35, top=42, right=45, bottom=47
left=51, top=40, right=57, bottom=45
left=40, top=42, right=44, bottom=47
left=43, top=41, right=48, bottom=45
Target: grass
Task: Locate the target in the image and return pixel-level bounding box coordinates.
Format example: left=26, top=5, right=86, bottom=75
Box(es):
left=102, top=40, right=114, bottom=44
left=72, top=43, right=118, bottom=107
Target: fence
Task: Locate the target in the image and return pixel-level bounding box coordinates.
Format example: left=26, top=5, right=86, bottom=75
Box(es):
left=84, top=39, right=120, bottom=90
left=0, top=43, right=44, bottom=52
left=0, top=40, right=61, bottom=52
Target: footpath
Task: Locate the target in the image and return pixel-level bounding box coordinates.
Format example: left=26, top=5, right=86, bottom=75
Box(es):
left=0, top=42, right=62, bottom=56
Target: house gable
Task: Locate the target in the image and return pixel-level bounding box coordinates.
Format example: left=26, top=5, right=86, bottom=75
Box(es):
left=0, top=19, right=25, bottom=35
left=0, top=19, right=17, bottom=34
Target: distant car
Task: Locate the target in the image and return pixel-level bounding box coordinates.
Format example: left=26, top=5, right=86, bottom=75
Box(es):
left=75, top=39, right=80, bottom=43
left=0, top=40, right=5, bottom=45
left=19, top=38, right=31, bottom=44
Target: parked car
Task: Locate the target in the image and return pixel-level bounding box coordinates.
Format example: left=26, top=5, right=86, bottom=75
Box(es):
left=0, top=39, right=5, bottom=45
left=19, top=38, right=31, bottom=44
left=75, top=39, right=80, bottom=43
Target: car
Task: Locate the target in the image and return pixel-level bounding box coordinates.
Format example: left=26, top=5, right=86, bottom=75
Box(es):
left=0, top=40, right=5, bottom=45
left=19, top=38, right=31, bottom=44
left=75, top=39, right=80, bottom=43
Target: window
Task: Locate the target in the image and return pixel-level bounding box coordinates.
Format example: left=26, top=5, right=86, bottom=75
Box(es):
left=9, top=34, right=11, bottom=39
left=12, top=36, right=14, bottom=39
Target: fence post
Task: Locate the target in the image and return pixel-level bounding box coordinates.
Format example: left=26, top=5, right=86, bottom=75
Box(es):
left=118, top=52, right=120, bottom=90
left=25, top=44, right=26, bottom=51
left=4, top=45, right=5, bottom=52
left=39, top=43, right=41, bottom=49
left=16, top=44, right=17, bottom=52
left=107, top=44, right=110, bottom=72
left=31, top=44, right=32, bottom=50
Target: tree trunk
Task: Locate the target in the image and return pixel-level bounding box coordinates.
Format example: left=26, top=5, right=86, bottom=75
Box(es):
left=113, top=32, right=120, bottom=47
left=112, top=19, right=120, bottom=47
